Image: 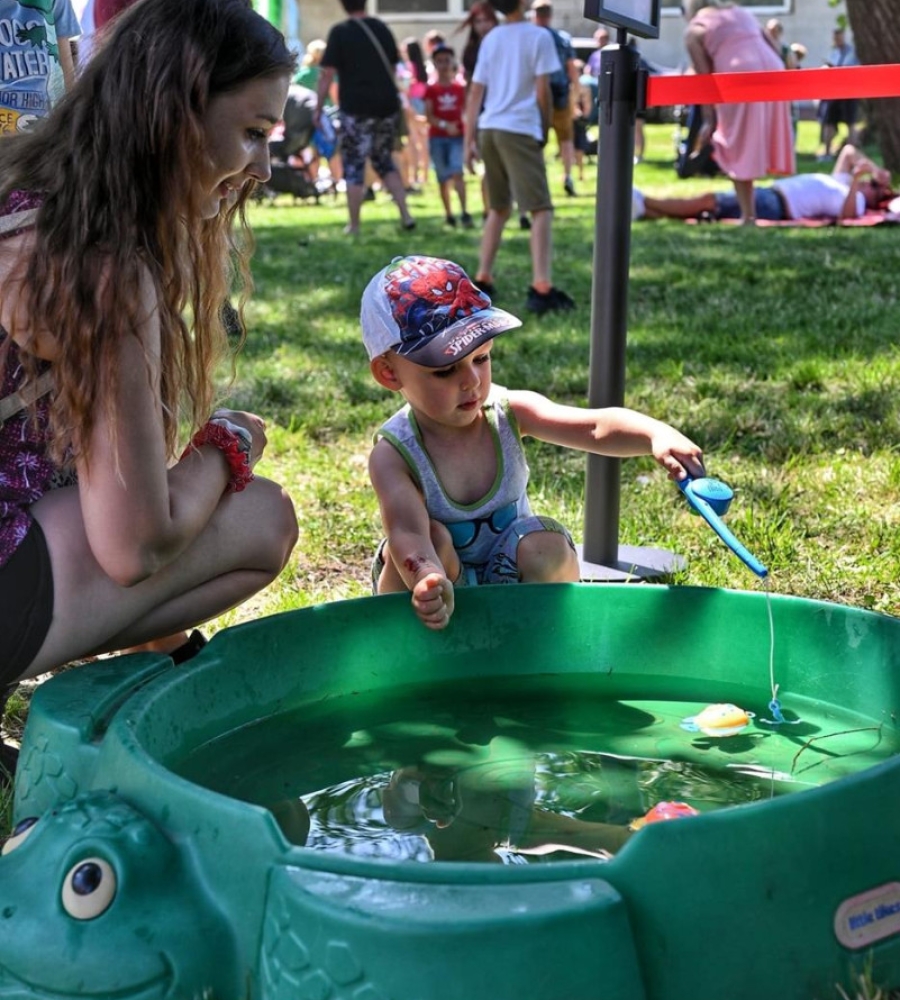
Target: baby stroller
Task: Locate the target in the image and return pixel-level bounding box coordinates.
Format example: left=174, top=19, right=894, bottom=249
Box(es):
left=259, top=84, right=324, bottom=203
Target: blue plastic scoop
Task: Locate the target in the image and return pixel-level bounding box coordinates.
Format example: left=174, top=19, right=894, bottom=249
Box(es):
left=677, top=476, right=768, bottom=579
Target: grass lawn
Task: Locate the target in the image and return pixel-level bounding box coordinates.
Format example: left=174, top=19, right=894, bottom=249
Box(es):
left=3, top=120, right=899, bottom=832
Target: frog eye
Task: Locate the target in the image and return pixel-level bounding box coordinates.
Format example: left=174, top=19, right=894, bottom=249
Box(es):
left=2, top=816, right=39, bottom=856
left=61, top=858, right=117, bottom=919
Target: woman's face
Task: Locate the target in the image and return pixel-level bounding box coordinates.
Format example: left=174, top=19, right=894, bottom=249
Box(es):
left=473, top=10, right=496, bottom=37
left=197, top=72, right=290, bottom=219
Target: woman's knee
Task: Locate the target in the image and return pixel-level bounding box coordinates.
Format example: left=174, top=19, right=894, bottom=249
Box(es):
left=242, top=477, right=298, bottom=576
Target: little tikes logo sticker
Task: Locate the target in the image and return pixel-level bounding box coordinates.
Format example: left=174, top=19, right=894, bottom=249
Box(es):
left=835, top=883, right=900, bottom=949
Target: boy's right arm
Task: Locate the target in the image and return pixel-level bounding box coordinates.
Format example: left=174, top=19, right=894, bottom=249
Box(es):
left=369, top=441, right=455, bottom=629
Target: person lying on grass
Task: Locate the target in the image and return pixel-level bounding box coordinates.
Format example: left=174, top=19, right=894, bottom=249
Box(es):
left=362, top=254, right=705, bottom=630
left=634, top=144, right=893, bottom=223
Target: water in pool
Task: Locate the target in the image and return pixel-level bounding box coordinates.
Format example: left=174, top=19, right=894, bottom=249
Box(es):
left=176, top=674, right=896, bottom=864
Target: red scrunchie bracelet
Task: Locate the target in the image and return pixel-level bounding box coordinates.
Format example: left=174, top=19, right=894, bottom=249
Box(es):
left=181, top=419, right=254, bottom=493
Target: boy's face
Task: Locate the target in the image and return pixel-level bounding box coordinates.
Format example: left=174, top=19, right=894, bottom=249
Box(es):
left=372, top=343, right=495, bottom=429
left=433, top=52, right=455, bottom=80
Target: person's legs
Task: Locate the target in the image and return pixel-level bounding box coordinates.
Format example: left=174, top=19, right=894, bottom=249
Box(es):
left=476, top=129, right=513, bottom=287
left=370, top=114, right=415, bottom=228
left=21, top=478, right=298, bottom=678
left=439, top=178, right=454, bottom=221
left=477, top=207, right=511, bottom=286
left=453, top=173, right=470, bottom=222
left=733, top=179, right=755, bottom=224
left=529, top=208, right=553, bottom=293
left=338, top=111, right=370, bottom=234
left=375, top=521, right=461, bottom=594
left=516, top=529, right=579, bottom=582
left=481, top=515, right=578, bottom=584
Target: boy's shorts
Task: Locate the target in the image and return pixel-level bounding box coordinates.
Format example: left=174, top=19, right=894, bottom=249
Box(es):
left=0, top=521, right=54, bottom=685
left=371, top=515, right=575, bottom=591
left=478, top=128, right=553, bottom=215
left=429, top=136, right=464, bottom=184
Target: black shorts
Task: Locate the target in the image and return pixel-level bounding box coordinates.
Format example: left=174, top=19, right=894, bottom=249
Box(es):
left=0, top=521, right=54, bottom=685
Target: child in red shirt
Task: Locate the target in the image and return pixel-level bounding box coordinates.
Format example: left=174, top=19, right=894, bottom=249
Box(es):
left=424, top=45, right=473, bottom=228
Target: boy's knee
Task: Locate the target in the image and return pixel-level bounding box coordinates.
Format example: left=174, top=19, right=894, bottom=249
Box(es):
left=516, top=530, right=579, bottom=583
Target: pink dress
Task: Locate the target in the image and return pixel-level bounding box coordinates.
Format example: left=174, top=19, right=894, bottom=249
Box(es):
left=690, top=5, right=794, bottom=180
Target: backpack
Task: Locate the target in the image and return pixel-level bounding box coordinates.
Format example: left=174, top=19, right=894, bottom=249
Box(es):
left=548, top=28, right=573, bottom=110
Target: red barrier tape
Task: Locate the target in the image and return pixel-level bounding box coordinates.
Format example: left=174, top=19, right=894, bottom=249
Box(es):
left=646, top=64, right=900, bottom=108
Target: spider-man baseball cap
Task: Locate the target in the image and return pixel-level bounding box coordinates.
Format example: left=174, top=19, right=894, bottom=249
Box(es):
left=361, top=255, right=521, bottom=368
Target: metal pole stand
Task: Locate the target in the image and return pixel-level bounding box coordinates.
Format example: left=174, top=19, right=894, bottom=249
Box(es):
left=578, top=32, right=684, bottom=582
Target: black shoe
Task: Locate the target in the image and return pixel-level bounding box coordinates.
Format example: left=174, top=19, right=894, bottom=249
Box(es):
left=519, top=213, right=531, bottom=230
left=363, top=186, right=376, bottom=202
left=401, top=218, right=417, bottom=232
left=460, top=212, right=474, bottom=229
left=473, top=279, right=496, bottom=298
left=564, top=176, right=577, bottom=197
left=526, top=286, right=575, bottom=315
left=170, top=630, right=208, bottom=665
left=0, top=740, right=18, bottom=787
left=445, top=214, right=457, bottom=227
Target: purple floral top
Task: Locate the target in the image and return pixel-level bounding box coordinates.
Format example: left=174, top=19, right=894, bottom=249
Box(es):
left=0, top=191, right=73, bottom=568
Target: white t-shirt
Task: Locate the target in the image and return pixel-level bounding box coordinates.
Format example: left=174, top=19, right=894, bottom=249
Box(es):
left=472, top=21, right=560, bottom=142
left=774, top=171, right=864, bottom=220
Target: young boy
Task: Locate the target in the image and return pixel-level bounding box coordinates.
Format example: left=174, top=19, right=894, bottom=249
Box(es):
left=424, top=45, right=473, bottom=228
left=363, top=255, right=705, bottom=630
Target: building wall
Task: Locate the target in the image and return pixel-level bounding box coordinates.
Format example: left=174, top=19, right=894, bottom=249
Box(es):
left=296, top=0, right=844, bottom=76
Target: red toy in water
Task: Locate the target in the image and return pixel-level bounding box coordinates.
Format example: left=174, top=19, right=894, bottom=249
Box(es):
left=629, top=801, right=699, bottom=831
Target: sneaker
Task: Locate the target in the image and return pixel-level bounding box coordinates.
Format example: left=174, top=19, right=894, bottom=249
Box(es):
left=460, top=212, right=475, bottom=229
left=519, top=213, right=531, bottom=230
left=473, top=278, right=496, bottom=297
left=445, top=214, right=457, bottom=227
left=564, top=176, right=577, bottom=197
left=526, top=286, right=575, bottom=315
left=363, top=186, right=376, bottom=202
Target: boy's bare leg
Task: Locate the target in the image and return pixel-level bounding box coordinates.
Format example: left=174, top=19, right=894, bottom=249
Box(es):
left=516, top=531, right=579, bottom=582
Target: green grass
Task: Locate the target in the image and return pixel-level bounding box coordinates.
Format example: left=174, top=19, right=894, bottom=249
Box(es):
left=3, top=120, right=899, bottom=838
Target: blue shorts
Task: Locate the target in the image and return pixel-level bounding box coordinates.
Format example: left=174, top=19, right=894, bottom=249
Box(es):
left=372, top=515, right=575, bottom=590
left=715, top=187, right=787, bottom=221
left=429, top=136, right=464, bottom=184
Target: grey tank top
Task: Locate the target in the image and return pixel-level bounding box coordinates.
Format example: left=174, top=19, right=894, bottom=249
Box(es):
left=375, top=384, right=532, bottom=566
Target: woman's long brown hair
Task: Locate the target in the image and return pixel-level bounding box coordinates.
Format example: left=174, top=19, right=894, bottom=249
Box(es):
left=0, top=0, right=296, bottom=466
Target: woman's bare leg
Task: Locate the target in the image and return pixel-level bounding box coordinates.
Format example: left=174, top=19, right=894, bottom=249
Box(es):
left=21, top=477, right=297, bottom=678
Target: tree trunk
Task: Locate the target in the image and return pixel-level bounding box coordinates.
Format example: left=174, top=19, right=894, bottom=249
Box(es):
left=845, top=0, right=900, bottom=172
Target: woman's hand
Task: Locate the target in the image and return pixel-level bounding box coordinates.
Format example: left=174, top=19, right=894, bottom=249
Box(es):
left=210, top=409, right=267, bottom=468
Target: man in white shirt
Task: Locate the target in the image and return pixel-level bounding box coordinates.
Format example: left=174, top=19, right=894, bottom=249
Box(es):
left=463, top=0, right=574, bottom=315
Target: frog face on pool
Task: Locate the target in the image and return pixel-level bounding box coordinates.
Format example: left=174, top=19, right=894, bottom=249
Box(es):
left=0, top=791, right=235, bottom=999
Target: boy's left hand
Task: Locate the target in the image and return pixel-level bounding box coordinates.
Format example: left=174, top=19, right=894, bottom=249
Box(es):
left=412, top=572, right=455, bottom=630
left=651, top=428, right=705, bottom=482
